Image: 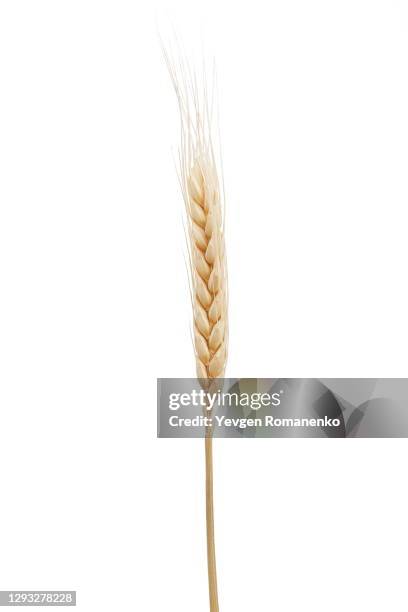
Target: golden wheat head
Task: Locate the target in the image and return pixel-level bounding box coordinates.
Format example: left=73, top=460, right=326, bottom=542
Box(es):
left=166, top=54, right=228, bottom=381
left=187, top=154, right=227, bottom=379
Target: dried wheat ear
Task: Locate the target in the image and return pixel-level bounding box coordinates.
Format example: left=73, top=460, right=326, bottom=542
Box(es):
left=186, top=155, right=227, bottom=380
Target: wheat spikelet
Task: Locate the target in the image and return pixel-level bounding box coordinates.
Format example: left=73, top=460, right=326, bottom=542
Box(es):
left=164, top=48, right=227, bottom=612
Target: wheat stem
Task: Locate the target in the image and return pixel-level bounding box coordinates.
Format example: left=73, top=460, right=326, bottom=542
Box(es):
left=205, top=435, right=219, bottom=612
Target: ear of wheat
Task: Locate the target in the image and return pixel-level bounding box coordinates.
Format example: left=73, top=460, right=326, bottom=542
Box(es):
left=185, top=154, right=227, bottom=381
left=165, top=50, right=228, bottom=612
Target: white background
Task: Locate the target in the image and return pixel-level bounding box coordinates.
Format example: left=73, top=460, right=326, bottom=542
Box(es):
left=1, top=1, right=408, bottom=610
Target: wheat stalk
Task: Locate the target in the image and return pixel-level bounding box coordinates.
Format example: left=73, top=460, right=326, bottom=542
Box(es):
left=165, top=49, right=228, bottom=612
